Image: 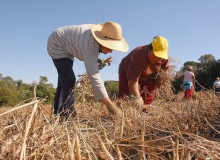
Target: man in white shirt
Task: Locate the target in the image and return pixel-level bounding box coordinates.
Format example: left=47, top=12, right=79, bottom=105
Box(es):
left=213, top=77, right=220, bottom=93
left=183, top=66, right=195, bottom=100
left=47, top=21, right=129, bottom=118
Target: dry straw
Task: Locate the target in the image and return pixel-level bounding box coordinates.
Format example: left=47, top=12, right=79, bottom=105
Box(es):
left=0, top=57, right=220, bottom=159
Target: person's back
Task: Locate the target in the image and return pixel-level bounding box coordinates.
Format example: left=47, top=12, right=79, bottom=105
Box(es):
left=183, top=70, right=194, bottom=82
left=47, top=24, right=97, bottom=61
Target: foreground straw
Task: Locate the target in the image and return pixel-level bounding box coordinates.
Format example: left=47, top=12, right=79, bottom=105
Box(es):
left=0, top=90, right=220, bottom=159
left=0, top=62, right=220, bottom=159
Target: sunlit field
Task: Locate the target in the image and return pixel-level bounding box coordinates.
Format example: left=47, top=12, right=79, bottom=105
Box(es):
left=0, top=81, right=220, bottom=160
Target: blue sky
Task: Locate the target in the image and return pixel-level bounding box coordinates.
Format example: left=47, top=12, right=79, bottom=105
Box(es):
left=1, top=1, right=220, bottom=87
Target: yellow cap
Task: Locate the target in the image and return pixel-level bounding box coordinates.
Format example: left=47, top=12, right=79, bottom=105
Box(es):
left=152, top=36, right=169, bottom=59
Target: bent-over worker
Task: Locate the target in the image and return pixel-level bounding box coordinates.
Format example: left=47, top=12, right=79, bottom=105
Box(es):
left=47, top=21, right=129, bottom=118
left=118, top=36, right=170, bottom=111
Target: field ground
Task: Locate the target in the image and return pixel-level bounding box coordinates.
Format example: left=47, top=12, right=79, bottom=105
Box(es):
left=0, top=91, right=220, bottom=160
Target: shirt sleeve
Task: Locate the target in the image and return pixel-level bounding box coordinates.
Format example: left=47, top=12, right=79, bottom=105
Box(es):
left=82, top=48, right=108, bottom=100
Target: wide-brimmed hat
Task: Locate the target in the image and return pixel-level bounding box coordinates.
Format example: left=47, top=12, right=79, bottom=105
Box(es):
left=152, top=36, right=168, bottom=59
left=91, top=21, right=129, bottom=52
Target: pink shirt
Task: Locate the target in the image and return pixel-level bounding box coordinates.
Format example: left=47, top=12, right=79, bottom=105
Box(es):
left=183, top=71, right=194, bottom=82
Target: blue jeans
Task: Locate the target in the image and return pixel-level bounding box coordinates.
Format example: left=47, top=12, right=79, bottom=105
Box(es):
left=52, top=58, right=76, bottom=114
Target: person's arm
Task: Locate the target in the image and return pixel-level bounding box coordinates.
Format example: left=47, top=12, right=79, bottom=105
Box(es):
left=82, top=49, right=122, bottom=116
left=100, top=97, right=113, bottom=106
left=128, top=79, right=140, bottom=97
left=191, top=72, right=195, bottom=84
left=192, top=75, right=195, bottom=83
left=82, top=49, right=108, bottom=100
left=127, top=79, right=143, bottom=108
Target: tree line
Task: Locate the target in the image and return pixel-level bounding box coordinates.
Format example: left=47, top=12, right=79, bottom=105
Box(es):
left=0, top=54, right=219, bottom=107
left=172, top=54, right=220, bottom=92
left=0, top=75, right=56, bottom=107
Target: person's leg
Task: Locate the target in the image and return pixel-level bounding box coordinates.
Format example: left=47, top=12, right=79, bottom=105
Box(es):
left=184, top=89, right=188, bottom=99
left=189, top=85, right=193, bottom=99
left=53, top=77, right=61, bottom=114
left=118, top=74, right=130, bottom=99
left=183, top=81, right=189, bottom=99
left=216, top=88, right=220, bottom=93
left=53, top=58, right=76, bottom=114
left=185, top=89, right=192, bottom=99
left=139, top=78, right=156, bottom=105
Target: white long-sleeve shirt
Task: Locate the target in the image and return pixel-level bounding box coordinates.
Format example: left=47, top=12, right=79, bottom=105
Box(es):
left=47, top=24, right=108, bottom=100
left=213, top=81, right=220, bottom=88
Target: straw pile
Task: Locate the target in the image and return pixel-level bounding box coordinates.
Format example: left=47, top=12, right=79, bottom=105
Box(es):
left=0, top=58, right=220, bottom=159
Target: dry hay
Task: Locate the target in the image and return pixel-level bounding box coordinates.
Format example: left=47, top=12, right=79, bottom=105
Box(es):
left=1, top=58, right=220, bottom=159
left=0, top=88, right=220, bottom=159
left=0, top=91, right=220, bottom=159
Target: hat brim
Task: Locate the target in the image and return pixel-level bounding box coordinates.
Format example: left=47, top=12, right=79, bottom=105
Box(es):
left=91, top=24, right=129, bottom=52
left=153, top=50, right=168, bottom=60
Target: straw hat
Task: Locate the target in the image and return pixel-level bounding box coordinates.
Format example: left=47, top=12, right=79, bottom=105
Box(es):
left=152, top=36, right=169, bottom=59
left=91, top=21, right=129, bottom=52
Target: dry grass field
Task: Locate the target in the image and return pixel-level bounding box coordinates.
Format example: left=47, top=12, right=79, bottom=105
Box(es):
left=0, top=88, right=220, bottom=160
left=0, top=67, right=220, bottom=160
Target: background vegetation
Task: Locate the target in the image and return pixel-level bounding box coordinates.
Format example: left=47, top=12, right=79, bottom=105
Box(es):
left=0, top=54, right=219, bottom=107
left=0, top=75, right=56, bottom=107
left=172, top=54, right=220, bottom=92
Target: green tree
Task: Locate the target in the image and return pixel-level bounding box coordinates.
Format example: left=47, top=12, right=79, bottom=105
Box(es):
left=0, top=76, right=20, bottom=106
left=39, top=76, right=48, bottom=84
left=198, top=54, right=215, bottom=74
left=104, top=81, right=119, bottom=97
left=16, top=80, right=34, bottom=100
left=196, top=54, right=215, bottom=88
left=198, top=54, right=215, bottom=65
left=181, top=61, right=200, bottom=73
left=36, top=76, right=55, bottom=104
left=211, top=59, right=220, bottom=77
left=0, top=87, right=18, bottom=106
left=0, top=74, right=56, bottom=107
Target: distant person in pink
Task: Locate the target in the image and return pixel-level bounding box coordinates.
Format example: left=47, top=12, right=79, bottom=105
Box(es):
left=183, top=67, right=195, bottom=99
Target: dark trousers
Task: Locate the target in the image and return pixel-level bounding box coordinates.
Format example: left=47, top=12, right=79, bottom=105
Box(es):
left=215, top=88, right=220, bottom=93
left=53, top=58, right=76, bottom=114
left=118, top=74, right=156, bottom=105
